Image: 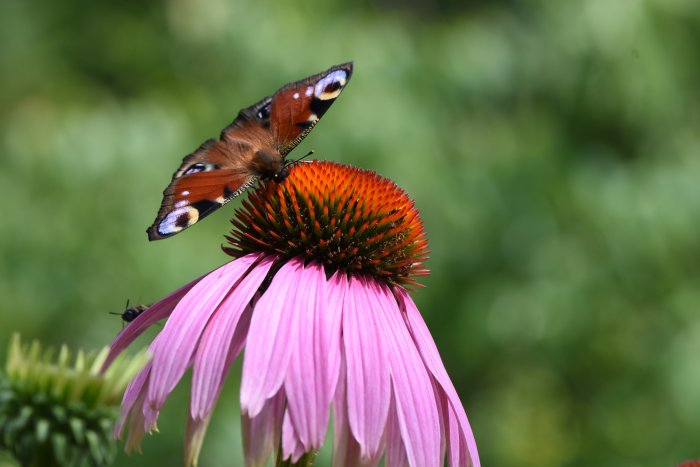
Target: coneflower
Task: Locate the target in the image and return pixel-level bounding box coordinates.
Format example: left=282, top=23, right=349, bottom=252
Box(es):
left=105, top=161, right=480, bottom=467
left=0, top=334, right=147, bottom=467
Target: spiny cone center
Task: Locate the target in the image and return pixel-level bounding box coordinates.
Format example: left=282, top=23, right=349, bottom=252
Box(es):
left=224, top=161, right=429, bottom=287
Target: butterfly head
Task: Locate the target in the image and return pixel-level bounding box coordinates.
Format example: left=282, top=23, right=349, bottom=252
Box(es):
left=272, top=148, right=320, bottom=183
left=272, top=166, right=290, bottom=183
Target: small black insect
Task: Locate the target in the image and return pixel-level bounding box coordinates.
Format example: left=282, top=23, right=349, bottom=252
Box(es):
left=110, top=299, right=148, bottom=326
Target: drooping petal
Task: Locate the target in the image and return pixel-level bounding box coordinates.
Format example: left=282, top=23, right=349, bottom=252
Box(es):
left=124, top=390, right=148, bottom=454
left=324, top=271, right=347, bottom=400
left=283, top=263, right=322, bottom=450
left=333, top=356, right=353, bottom=466
left=184, top=412, right=210, bottom=467
left=148, top=254, right=261, bottom=410
left=103, top=278, right=197, bottom=371
left=371, top=280, right=440, bottom=467
left=242, top=391, right=285, bottom=467
left=115, top=361, right=152, bottom=438
left=191, top=256, right=274, bottom=421
left=399, top=289, right=480, bottom=467
left=285, top=263, right=345, bottom=450
left=224, top=301, right=255, bottom=373
left=447, top=402, right=469, bottom=467
left=332, top=362, right=382, bottom=467
left=282, top=408, right=305, bottom=463
left=342, top=276, right=391, bottom=460
left=240, top=258, right=303, bottom=417
left=143, top=389, right=162, bottom=430
left=385, top=397, right=409, bottom=467
left=434, top=379, right=448, bottom=463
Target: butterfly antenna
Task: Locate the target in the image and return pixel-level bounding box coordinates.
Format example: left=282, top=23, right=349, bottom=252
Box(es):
left=298, top=149, right=315, bottom=162
left=125, top=298, right=130, bottom=309
left=108, top=311, right=121, bottom=316
left=286, top=149, right=315, bottom=168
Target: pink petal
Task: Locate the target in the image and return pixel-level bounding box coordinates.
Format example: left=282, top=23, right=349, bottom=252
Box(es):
left=115, top=361, right=152, bottom=437
left=148, top=254, right=261, bottom=410
left=143, top=388, right=162, bottom=430
left=124, top=391, right=148, bottom=454
left=371, top=280, right=441, bottom=467
left=342, top=276, right=391, bottom=460
left=399, top=289, right=481, bottom=467
left=242, top=391, right=285, bottom=467
left=385, top=397, right=409, bottom=467
left=333, top=357, right=353, bottom=465
left=332, top=364, right=382, bottom=467
left=102, top=279, right=197, bottom=372
left=184, top=413, right=210, bottom=467
left=240, top=258, right=304, bottom=417
left=284, top=263, right=345, bottom=450
left=191, top=256, right=274, bottom=420
left=282, top=408, right=305, bottom=463
left=224, top=300, right=255, bottom=371
left=447, top=402, right=469, bottom=467
left=434, top=380, right=448, bottom=463
left=324, top=272, right=347, bottom=399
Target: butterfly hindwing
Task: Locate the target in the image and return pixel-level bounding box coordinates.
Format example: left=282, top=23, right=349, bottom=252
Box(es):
left=147, top=144, right=258, bottom=240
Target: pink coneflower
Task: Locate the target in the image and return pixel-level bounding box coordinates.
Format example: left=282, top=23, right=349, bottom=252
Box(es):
left=105, top=161, right=480, bottom=466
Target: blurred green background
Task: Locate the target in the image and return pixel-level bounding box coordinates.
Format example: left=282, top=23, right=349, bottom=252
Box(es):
left=1, top=0, right=699, bottom=465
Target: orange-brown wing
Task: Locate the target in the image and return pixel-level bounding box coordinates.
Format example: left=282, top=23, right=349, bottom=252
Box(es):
left=147, top=97, right=274, bottom=240
left=271, top=62, right=353, bottom=156
left=147, top=139, right=257, bottom=240
left=147, top=62, right=353, bottom=241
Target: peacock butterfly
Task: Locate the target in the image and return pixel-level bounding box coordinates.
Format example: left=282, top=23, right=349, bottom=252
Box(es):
left=147, top=62, right=353, bottom=240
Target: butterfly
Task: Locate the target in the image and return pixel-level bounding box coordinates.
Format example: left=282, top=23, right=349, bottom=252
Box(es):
left=110, top=299, right=148, bottom=325
left=147, top=62, right=354, bottom=240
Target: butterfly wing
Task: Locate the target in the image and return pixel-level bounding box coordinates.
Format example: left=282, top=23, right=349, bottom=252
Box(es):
left=147, top=98, right=273, bottom=240
left=271, top=62, right=353, bottom=155
left=147, top=62, right=353, bottom=240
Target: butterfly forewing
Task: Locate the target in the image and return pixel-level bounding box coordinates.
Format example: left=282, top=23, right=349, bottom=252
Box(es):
left=221, top=96, right=273, bottom=136
left=271, top=62, right=353, bottom=155
left=147, top=62, right=353, bottom=240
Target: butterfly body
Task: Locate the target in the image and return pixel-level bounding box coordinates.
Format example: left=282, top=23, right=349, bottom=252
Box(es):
left=147, top=62, right=353, bottom=240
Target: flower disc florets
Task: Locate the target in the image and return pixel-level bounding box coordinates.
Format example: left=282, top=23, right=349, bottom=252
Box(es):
left=224, top=161, right=429, bottom=287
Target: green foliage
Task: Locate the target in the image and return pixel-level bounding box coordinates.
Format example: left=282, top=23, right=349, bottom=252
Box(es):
left=1, top=0, right=699, bottom=466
